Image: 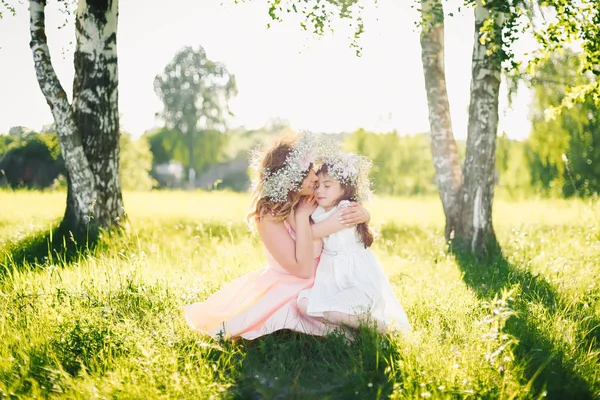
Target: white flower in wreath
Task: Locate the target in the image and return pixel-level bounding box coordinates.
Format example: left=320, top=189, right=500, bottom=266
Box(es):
left=300, top=147, right=317, bottom=170
left=346, top=161, right=359, bottom=178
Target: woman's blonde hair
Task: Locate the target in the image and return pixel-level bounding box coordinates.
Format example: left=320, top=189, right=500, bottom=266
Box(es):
left=246, top=138, right=311, bottom=226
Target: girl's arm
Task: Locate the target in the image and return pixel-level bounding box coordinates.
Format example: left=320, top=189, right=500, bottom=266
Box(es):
left=311, top=208, right=345, bottom=239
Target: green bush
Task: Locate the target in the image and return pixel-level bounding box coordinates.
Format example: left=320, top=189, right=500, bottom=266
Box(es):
left=0, top=131, right=156, bottom=191
left=120, top=132, right=156, bottom=191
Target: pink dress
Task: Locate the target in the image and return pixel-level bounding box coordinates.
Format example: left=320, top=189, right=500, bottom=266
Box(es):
left=183, top=221, right=332, bottom=340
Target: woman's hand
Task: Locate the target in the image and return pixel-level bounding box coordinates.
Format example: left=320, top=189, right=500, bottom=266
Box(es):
left=296, top=195, right=317, bottom=219
left=339, top=202, right=370, bottom=227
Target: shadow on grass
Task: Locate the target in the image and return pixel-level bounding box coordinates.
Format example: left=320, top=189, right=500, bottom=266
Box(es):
left=453, top=247, right=597, bottom=400
left=224, top=329, right=402, bottom=400
left=0, top=223, right=100, bottom=277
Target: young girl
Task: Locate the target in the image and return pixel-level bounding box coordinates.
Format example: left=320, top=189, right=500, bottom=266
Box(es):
left=297, top=151, right=411, bottom=334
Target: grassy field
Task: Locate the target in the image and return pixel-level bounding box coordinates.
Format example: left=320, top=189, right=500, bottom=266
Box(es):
left=0, top=190, right=599, bottom=399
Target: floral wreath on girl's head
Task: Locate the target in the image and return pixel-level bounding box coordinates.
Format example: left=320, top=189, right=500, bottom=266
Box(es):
left=249, top=130, right=318, bottom=203
left=316, top=137, right=373, bottom=203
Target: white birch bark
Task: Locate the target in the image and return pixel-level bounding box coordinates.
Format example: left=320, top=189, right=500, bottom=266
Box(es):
left=420, top=0, right=462, bottom=240
left=71, top=0, right=124, bottom=228
left=456, top=2, right=504, bottom=253
left=29, top=0, right=97, bottom=229
left=29, top=0, right=123, bottom=234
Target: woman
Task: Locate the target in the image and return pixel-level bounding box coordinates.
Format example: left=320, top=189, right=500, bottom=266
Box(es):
left=183, top=132, right=370, bottom=340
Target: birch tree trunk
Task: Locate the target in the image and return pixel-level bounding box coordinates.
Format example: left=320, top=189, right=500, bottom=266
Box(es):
left=29, top=0, right=123, bottom=236
left=454, top=3, right=504, bottom=254
left=420, top=0, right=504, bottom=255
left=29, top=0, right=97, bottom=233
left=72, top=0, right=124, bottom=229
left=420, top=0, right=462, bottom=241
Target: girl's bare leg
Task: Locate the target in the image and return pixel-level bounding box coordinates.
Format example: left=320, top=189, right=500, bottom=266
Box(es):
left=298, top=300, right=388, bottom=338
left=298, top=299, right=356, bottom=341
left=324, top=311, right=388, bottom=334
left=297, top=298, right=327, bottom=323
left=323, top=311, right=361, bottom=328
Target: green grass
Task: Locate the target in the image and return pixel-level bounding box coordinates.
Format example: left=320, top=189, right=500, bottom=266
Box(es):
left=0, top=190, right=599, bottom=399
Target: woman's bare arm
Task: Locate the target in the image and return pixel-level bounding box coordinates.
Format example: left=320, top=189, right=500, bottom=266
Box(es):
left=256, top=197, right=318, bottom=279
left=311, top=203, right=371, bottom=239
left=257, top=217, right=315, bottom=279
left=339, top=202, right=371, bottom=225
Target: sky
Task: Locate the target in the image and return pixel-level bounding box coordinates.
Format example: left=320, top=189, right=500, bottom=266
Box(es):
left=0, top=0, right=536, bottom=140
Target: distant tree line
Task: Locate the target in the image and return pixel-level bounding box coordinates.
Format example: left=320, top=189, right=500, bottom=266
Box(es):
left=2, top=51, right=597, bottom=199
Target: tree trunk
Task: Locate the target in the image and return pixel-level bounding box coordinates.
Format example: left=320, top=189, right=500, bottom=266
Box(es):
left=188, top=130, right=196, bottom=186
left=454, top=2, right=503, bottom=254
left=29, top=0, right=123, bottom=237
left=72, top=0, right=124, bottom=231
left=29, top=0, right=97, bottom=234
left=420, top=0, right=462, bottom=241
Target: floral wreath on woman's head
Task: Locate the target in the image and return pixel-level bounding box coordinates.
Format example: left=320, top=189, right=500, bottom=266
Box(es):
left=316, top=137, right=373, bottom=202
left=249, top=131, right=319, bottom=203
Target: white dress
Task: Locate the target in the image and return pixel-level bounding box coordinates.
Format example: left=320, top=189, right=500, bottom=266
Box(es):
left=298, top=204, right=411, bottom=333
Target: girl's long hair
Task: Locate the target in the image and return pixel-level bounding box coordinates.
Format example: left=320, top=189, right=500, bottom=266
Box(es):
left=246, top=138, right=310, bottom=226
left=316, top=165, right=374, bottom=248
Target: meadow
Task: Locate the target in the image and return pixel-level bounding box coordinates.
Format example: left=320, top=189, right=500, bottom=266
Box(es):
left=0, top=190, right=599, bottom=399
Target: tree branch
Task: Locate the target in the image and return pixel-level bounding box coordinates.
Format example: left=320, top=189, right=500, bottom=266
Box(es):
left=29, top=0, right=73, bottom=124
left=29, top=0, right=91, bottom=161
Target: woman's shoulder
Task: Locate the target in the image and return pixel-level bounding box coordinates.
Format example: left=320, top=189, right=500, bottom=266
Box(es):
left=257, top=213, right=294, bottom=233
left=257, top=213, right=284, bottom=227
left=257, top=214, right=296, bottom=244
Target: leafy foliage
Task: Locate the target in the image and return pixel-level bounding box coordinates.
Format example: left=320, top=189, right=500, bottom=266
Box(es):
left=0, top=134, right=16, bottom=155
left=154, top=46, right=237, bottom=134
left=248, top=0, right=367, bottom=55
left=0, top=130, right=63, bottom=189
left=145, top=127, right=229, bottom=176
left=119, top=133, right=156, bottom=191
left=343, top=130, right=441, bottom=196
left=154, top=46, right=237, bottom=177
left=0, top=130, right=156, bottom=191
left=495, top=133, right=534, bottom=198
left=517, top=0, right=600, bottom=115
left=0, top=0, right=15, bottom=19
left=342, top=129, right=536, bottom=199
left=525, top=49, right=600, bottom=197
